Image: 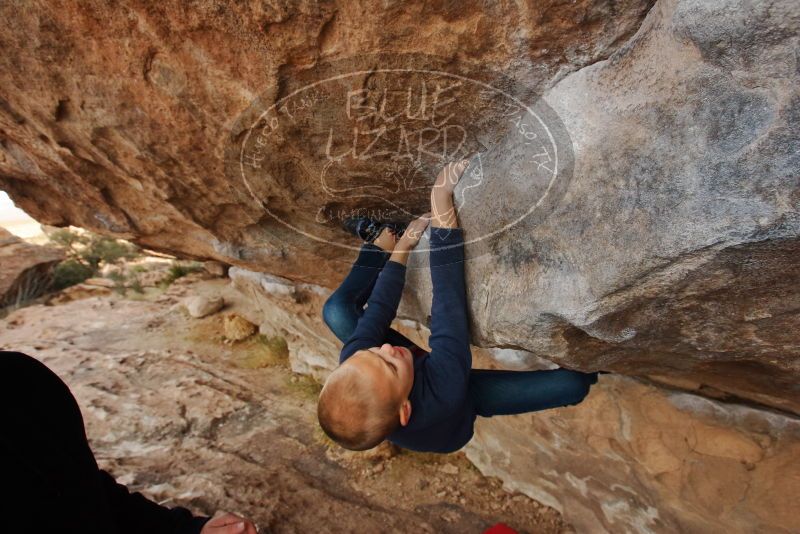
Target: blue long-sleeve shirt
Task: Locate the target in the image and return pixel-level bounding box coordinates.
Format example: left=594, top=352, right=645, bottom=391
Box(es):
left=340, top=227, right=475, bottom=453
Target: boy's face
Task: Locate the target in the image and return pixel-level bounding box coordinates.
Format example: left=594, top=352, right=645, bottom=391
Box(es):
left=345, top=343, right=415, bottom=403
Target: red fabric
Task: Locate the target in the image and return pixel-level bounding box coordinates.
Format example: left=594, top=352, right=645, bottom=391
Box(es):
left=483, top=523, right=518, bottom=534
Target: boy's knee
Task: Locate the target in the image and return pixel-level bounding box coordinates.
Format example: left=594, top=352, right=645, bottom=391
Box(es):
left=322, top=295, right=345, bottom=328
left=322, top=295, right=355, bottom=342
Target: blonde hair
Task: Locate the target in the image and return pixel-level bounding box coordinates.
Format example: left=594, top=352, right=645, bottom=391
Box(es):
left=318, top=362, right=400, bottom=451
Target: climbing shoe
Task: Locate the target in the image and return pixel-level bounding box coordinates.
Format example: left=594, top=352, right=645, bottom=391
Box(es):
left=382, top=221, right=407, bottom=239
left=342, top=216, right=407, bottom=243
left=342, top=216, right=383, bottom=243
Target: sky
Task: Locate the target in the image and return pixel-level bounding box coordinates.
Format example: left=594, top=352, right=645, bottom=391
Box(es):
left=0, top=190, right=42, bottom=238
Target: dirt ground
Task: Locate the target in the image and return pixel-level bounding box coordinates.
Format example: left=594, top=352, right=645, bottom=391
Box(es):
left=0, top=273, right=571, bottom=534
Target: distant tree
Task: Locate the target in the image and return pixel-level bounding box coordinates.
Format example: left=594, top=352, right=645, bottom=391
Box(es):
left=52, top=259, right=94, bottom=290
left=48, top=228, right=140, bottom=290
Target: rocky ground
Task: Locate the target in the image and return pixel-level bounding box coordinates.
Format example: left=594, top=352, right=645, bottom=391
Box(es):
left=0, top=272, right=569, bottom=534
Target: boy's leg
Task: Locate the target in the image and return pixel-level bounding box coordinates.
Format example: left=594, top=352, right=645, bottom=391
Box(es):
left=323, top=243, right=387, bottom=342
left=322, top=244, right=416, bottom=347
left=468, top=368, right=599, bottom=417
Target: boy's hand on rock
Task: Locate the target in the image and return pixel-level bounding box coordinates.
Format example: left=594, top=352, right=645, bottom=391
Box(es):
left=373, top=227, right=398, bottom=252
left=432, top=159, right=470, bottom=196
left=431, top=159, right=469, bottom=228
left=396, top=214, right=431, bottom=251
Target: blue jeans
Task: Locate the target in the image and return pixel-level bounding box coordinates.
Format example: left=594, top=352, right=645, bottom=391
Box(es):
left=323, top=244, right=598, bottom=417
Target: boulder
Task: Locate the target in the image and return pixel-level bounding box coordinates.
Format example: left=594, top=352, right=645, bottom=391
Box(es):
left=0, top=0, right=798, bottom=532
left=237, top=267, right=800, bottom=533
left=0, top=0, right=794, bottom=413
left=466, top=373, right=800, bottom=534
left=401, top=0, right=800, bottom=415
left=0, top=227, right=64, bottom=308
left=83, top=277, right=117, bottom=288
left=137, top=269, right=171, bottom=288
left=222, top=313, right=257, bottom=341
left=203, top=261, right=228, bottom=278
left=0, top=0, right=653, bottom=287
left=48, top=282, right=112, bottom=304
left=184, top=295, right=224, bottom=318
left=229, top=267, right=339, bottom=379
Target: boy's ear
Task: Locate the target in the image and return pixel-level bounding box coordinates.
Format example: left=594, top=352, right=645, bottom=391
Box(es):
left=398, top=400, right=412, bottom=426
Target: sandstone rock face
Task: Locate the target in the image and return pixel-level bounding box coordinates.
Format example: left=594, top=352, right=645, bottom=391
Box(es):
left=234, top=269, right=800, bottom=533
left=83, top=277, right=117, bottom=288
left=402, top=0, right=800, bottom=415
left=1, top=0, right=799, bottom=532
left=203, top=260, right=228, bottom=278
left=48, top=282, right=112, bottom=305
left=0, top=0, right=795, bottom=412
left=466, top=377, right=800, bottom=534
left=230, top=267, right=341, bottom=380
left=0, top=284, right=568, bottom=533
left=0, top=227, right=64, bottom=308
left=0, top=0, right=652, bottom=286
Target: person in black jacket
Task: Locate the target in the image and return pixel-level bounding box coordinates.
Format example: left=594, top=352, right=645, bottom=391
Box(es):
left=0, top=350, right=258, bottom=534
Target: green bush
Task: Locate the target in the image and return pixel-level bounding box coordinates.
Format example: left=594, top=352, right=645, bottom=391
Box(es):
left=106, top=270, right=126, bottom=283
left=129, top=278, right=144, bottom=294
left=52, top=259, right=94, bottom=290
left=80, top=235, right=139, bottom=269
left=47, top=228, right=141, bottom=291
left=159, top=261, right=203, bottom=287
left=48, top=228, right=87, bottom=249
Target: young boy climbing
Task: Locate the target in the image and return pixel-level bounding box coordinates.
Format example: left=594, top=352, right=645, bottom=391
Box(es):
left=317, top=159, right=599, bottom=453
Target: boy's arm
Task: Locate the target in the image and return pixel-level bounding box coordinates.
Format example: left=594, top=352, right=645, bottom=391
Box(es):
left=340, top=216, right=431, bottom=362
left=421, top=160, right=472, bottom=416
left=340, top=259, right=407, bottom=361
